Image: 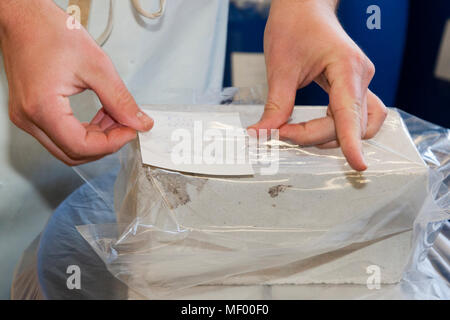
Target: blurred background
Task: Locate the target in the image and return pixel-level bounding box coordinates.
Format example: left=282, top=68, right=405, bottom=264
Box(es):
left=224, top=0, right=450, bottom=128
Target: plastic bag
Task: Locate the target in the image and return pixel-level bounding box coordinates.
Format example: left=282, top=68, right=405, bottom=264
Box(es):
left=75, top=89, right=449, bottom=299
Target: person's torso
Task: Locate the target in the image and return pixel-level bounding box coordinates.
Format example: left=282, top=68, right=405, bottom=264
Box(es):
left=57, top=0, right=230, bottom=103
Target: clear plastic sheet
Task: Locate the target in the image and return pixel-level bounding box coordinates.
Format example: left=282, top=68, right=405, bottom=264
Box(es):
left=72, top=89, right=449, bottom=299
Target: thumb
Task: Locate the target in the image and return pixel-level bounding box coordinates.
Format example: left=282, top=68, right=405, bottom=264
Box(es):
left=248, top=73, right=297, bottom=131
left=83, top=54, right=153, bottom=132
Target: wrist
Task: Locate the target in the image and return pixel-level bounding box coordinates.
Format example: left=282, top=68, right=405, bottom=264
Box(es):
left=271, top=0, right=338, bottom=14
left=269, top=0, right=340, bottom=30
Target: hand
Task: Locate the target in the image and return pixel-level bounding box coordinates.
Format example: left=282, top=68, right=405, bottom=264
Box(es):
left=0, top=0, right=153, bottom=166
left=249, top=0, right=387, bottom=171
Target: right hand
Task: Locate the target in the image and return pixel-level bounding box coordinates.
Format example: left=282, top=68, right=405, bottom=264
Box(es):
left=0, top=0, right=153, bottom=165
left=249, top=0, right=387, bottom=172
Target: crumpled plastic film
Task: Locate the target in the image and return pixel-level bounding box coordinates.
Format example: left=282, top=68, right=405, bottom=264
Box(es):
left=74, top=91, right=449, bottom=299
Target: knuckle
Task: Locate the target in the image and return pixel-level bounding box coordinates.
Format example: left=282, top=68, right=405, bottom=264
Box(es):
left=62, top=158, right=79, bottom=167
left=352, top=51, right=366, bottom=67
left=347, top=50, right=365, bottom=70
left=333, top=103, right=362, bottom=119
left=296, top=124, right=314, bottom=145
left=366, top=60, right=376, bottom=79
left=343, top=50, right=372, bottom=77
left=264, top=99, right=292, bottom=119
left=21, top=95, right=54, bottom=122
left=265, top=100, right=282, bottom=112
left=8, top=105, right=23, bottom=127
left=64, top=143, right=88, bottom=161
left=286, top=123, right=315, bottom=146
left=21, top=101, right=42, bottom=121
left=380, top=105, right=388, bottom=119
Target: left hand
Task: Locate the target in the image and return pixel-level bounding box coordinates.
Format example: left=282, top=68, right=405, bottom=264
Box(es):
left=249, top=0, right=388, bottom=171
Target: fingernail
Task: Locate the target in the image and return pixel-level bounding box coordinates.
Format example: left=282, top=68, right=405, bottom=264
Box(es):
left=136, top=111, right=153, bottom=130
left=361, top=157, right=368, bottom=170
left=360, top=150, right=368, bottom=171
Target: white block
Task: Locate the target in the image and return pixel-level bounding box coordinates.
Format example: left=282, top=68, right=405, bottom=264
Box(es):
left=116, top=106, right=428, bottom=297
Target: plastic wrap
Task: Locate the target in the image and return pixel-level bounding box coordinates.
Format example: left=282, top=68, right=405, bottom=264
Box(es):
left=73, top=92, right=449, bottom=299
left=11, top=89, right=448, bottom=300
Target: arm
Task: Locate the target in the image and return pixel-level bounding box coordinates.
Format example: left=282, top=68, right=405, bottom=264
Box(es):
left=250, top=0, right=387, bottom=171
left=0, top=0, right=153, bottom=165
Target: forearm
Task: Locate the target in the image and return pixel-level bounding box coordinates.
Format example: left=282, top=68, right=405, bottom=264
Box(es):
left=267, top=0, right=343, bottom=40
left=0, top=1, right=15, bottom=38
left=0, top=0, right=53, bottom=41
left=271, top=0, right=339, bottom=12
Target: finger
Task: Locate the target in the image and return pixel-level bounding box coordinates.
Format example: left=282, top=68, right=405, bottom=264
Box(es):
left=306, top=91, right=387, bottom=149
left=90, top=107, right=121, bottom=131
left=82, top=120, right=124, bottom=135
left=314, top=80, right=386, bottom=142
left=314, top=73, right=332, bottom=93
left=318, top=62, right=370, bottom=138
left=331, top=97, right=366, bottom=171
left=317, top=140, right=340, bottom=149
left=90, top=108, right=107, bottom=126
left=279, top=116, right=336, bottom=146
left=327, top=65, right=368, bottom=171
left=88, top=108, right=121, bottom=134
left=364, top=90, right=388, bottom=139
left=30, top=96, right=137, bottom=160
left=82, top=53, right=154, bottom=132
left=360, top=91, right=369, bottom=138
left=248, top=70, right=298, bottom=131
left=19, top=120, right=103, bottom=166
